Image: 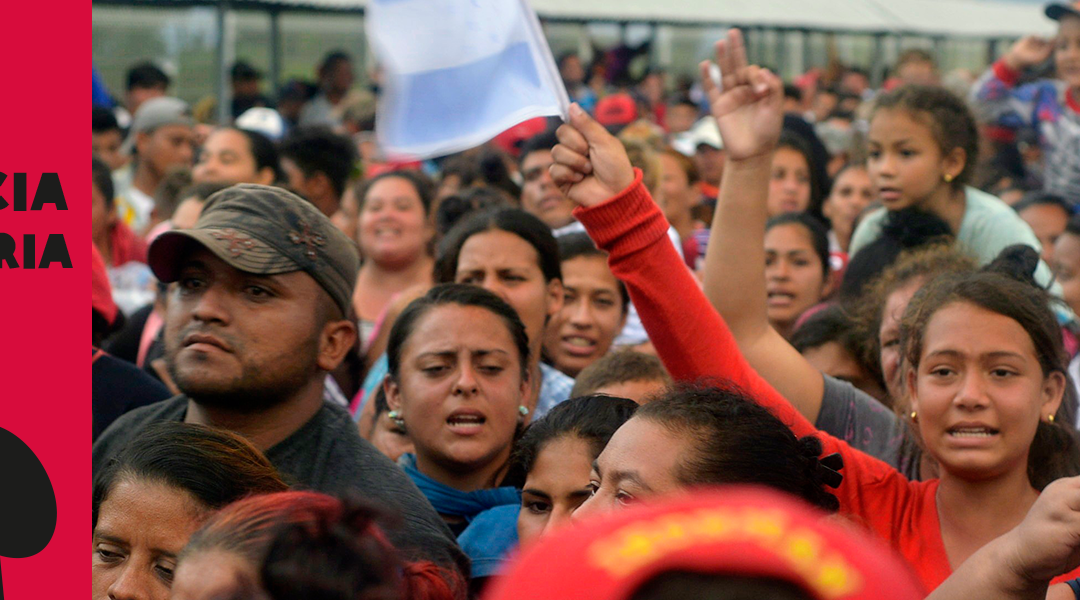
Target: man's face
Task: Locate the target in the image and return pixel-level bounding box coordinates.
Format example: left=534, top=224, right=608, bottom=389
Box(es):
left=520, top=150, right=576, bottom=229
left=164, top=247, right=327, bottom=409
left=232, top=78, right=260, bottom=98
left=665, top=104, right=697, bottom=134
left=560, top=56, right=585, bottom=86
left=328, top=60, right=354, bottom=95
left=693, top=145, right=724, bottom=187
left=139, top=124, right=195, bottom=178
left=93, top=129, right=127, bottom=171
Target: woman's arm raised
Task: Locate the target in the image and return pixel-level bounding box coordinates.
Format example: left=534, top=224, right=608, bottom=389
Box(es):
left=699, top=29, right=828, bottom=423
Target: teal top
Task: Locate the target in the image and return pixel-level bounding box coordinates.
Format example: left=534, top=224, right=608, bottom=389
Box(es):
left=849, top=186, right=1066, bottom=308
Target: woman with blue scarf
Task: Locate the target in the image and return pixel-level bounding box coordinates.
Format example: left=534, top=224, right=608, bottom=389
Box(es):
left=384, top=283, right=532, bottom=583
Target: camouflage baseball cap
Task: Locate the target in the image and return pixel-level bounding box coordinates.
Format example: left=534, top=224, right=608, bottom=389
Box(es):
left=149, top=184, right=359, bottom=316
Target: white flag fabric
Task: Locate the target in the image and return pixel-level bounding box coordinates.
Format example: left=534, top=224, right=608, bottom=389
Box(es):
left=367, top=0, right=570, bottom=159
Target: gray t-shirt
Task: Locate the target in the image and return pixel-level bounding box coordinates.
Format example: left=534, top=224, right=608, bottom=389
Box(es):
left=92, top=396, right=469, bottom=575
left=815, top=374, right=922, bottom=481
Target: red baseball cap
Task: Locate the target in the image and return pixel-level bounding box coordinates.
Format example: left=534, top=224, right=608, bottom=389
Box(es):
left=595, top=93, right=639, bottom=129
left=493, top=117, right=549, bottom=157
left=484, top=486, right=924, bottom=600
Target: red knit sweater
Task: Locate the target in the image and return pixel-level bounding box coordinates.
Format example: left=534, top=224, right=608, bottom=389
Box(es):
left=574, top=173, right=1080, bottom=592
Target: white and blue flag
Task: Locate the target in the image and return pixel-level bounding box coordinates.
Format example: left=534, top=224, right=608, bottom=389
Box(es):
left=367, top=0, right=570, bottom=159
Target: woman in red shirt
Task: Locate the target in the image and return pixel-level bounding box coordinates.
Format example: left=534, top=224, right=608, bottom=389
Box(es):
left=547, top=28, right=1080, bottom=592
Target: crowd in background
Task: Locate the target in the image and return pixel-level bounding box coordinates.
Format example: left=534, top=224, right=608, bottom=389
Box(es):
left=92, top=4, right=1080, bottom=599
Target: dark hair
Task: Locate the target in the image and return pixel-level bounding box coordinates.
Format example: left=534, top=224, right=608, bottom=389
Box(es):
left=440, top=150, right=520, bottom=199
left=126, top=61, right=170, bottom=91
left=518, top=131, right=559, bottom=170
left=232, top=127, right=283, bottom=183
left=900, top=266, right=1080, bottom=490
left=792, top=303, right=861, bottom=355
left=255, top=493, right=465, bottom=600
left=871, top=85, right=978, bottom=188
left=371, top=386, right=390, bottom=420
left=435, top=207, right=562, bottom=284
left=387, top=283, right=531, bottom=383
left=319, top=50, right=352, bottom=76
left=782, top=84, right=804, bottom=102
left=1067, top=213, right=1080, bottom=238
left=92, top=106, right=120, bottom=134
left=848, top=243, right=974, bottom=401
left=1012, top=192, right=1074, bottom=219
left=840, top=207, right=955, bottom=300
left=92, top=422, right=288, bottom=529
left=765, top=212, right=831, bottom=280
left=667, top=94, right=698, bottom=110
left=279, top=126, right=358, bottom=198
left=630, top=572, right=814, bottom=600
left=177, top=181, right=232, bottom=206
left=556, top=232, right=629, bottom=313
left=635, top=383, right=840, bottom=512
left=896, top=48, right=936, bottom=69
left=92, top=157, right=114, bottom=210
left=571, top=350, right=671, bottom=398
left=775, top=131, right=825, bottom=220
left=434, top=186, right=513, bottom=237
left=357, top=170, right=436, bottom=216
left=512, top=395, right=638, bottom=475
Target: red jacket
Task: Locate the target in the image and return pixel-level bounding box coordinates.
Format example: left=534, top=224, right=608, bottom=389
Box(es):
left=574, top=172, right=1080, bottom=592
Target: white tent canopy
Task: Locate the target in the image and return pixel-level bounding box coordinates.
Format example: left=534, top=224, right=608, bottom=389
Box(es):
left=99, top=0, right=1056, bottom=37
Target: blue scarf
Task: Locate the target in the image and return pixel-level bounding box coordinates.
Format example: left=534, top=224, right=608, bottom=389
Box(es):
left=399, top=454, right=520, bottom=521
left=399, top=454, right=520, bottom=577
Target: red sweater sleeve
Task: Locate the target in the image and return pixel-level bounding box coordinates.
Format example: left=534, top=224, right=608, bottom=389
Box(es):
left=574, top=177, right=941, bottom=576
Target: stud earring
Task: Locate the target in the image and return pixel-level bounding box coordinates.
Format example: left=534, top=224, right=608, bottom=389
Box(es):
left=387, top=410, right=406, bottom=428
left=1048, top=414, right=1056, bottom=424
left=909, top=411, right=918, bottom=422
left=518, top=406, right=530, bottom=417
left=943, top=173, right=954, bottom=183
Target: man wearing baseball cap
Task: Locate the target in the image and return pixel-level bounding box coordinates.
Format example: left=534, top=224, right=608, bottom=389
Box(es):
left=92, top=184, right=468, bottom=574
left=113, top=96, right=196, bottom=235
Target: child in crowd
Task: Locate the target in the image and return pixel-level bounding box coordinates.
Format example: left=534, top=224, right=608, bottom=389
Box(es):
left=542, top=233, right=629, bottom=378
left=971, top=2, right=1080, bottom=201
left=512, top=395, right=638, bottom=547
left=848, top=84, right=1058, bottom=289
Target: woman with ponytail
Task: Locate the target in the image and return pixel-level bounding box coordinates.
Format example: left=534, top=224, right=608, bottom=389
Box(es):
left=571, top=383, right=842, bottom=520
left=548, top=28, right=1080, bottom=592
left=171, top=491, right=465, bottom=600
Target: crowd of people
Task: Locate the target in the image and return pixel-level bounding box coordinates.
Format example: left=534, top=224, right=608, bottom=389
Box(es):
left=92, top=3, right=1080, bottom=599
